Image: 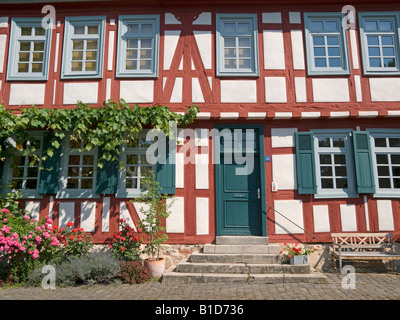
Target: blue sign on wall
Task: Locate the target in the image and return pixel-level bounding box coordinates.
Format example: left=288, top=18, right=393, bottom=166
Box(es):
left=265, top=155, right=271, bottom=162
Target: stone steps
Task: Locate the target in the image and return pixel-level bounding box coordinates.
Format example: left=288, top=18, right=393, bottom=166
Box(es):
left=161, top=237, right=327, bottom=284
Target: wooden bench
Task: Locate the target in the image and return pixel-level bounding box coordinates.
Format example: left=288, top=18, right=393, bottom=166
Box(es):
left=331, top=233, right=400, bottom=272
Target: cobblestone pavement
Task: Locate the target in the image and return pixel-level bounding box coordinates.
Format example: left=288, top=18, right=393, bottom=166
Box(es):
left=1, top=272, right=400, bottom=300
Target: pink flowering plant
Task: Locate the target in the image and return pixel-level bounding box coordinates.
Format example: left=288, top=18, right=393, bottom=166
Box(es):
left=280, top=242, right=317, bottom=263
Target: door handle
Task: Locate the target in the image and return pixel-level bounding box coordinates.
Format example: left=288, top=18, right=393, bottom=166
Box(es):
left=257, top=188, right=260, bottom=199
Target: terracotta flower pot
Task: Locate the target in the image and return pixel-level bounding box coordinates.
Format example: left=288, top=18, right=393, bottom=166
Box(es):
left=144, top=257, right=166, bottom=278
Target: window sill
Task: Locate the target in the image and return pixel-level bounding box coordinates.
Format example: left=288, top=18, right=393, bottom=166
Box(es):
left=56, top=190, right=100, bottom=199
left=314, top=192, right=359, bottom=199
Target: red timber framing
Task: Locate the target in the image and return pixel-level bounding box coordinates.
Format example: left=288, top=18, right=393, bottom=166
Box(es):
left=1, top=0, right=400, bottom=244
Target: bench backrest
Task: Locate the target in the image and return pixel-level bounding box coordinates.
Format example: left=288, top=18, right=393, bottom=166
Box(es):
left=331, top=233, right=393, bottom=247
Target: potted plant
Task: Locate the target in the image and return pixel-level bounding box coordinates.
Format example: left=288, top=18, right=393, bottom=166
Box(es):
left=134, top=171, right=174, bottom=278
left=280, top=243, right=317, bottom=265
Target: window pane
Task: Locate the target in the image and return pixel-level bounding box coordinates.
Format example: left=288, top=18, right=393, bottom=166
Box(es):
left=68, top=167, right=80, bottom=177
left=365, top=21, right=378, bottom=31
left=225, top=59, right=236, bottom=68
left=368, top=47, right=380, bottom=56
left=239, top=48, right=250, bottom=58
left=68, top=155, right=80, bottom=165
left=33, top=52, right=44, bottom=62
left=327, top=37, right=339, bottom=45
left=376, top=154, right=388, bottom=164
left=126, top=178, right=137, bottom=189
left=87, top=40, right=98, bottom=50
left=85, top=61, right=97, bottom=71
left=369, top=58, right=381, bottom=67
left=329, top=58, right=341, bottom=67
left=20, top=42, right=31, bottom=51
left=381, top=36, right=394, bottom=46
left=318, top=138, right=330, bottom=147
left=73, top=40, right=84, bottom=50
left=335, top=166, right=347, bottom=176
left=384, top=58, right=396, bottom=67
left=141, top=24, right=153, bottom=33
left=315, top=58, right=327, bottom=67
left=321, top=178, right=334, bottom=188
left=336, top=178, right=348, bottom=188
left=320, top=166, right=332, bottom=176
left=334, top=154, right=346, bottom=164
left=83, top=155, right=94, bottom=165
left=389, top=138, right=400, bottom=147
left=378, top=166, right=390, bottom=176
left=239, top=38, right=250, bottom=47
left=87, top=25, right=99, bottom=34
left=27, top=167, right=38, bottom=177
left=320, top=154, right=332, bottom=164
left=67, top=178, right=79, bottom=189
left=81, top=179, right=93, bottom=189
left=126, top=49, right=137, bottom=59
left=313, top=36, right=324, bottom=45
left=383, top=47, right=395, bottom=57
left=127, top=24, right=139, bottom=33
left=332, top=138, right=345, bottom=147
left=18, top=63, right=29, bottom=72
left=127, top=39, right=138, bottom=48
left=140, top=49, right=151, bottom=59
left=71, top=62, right=83, bottom=71
left=314, top=47, right=326, bottom=57
left=74, top=25, right=85, bottom=35
left=391, top=155, right=400, bottom=164
left=126, top=166, right=138, bottom=177
left=11, top=180, right=23, bottom=189
left=224, top=48, right=236, bottom=58
left=375, top=138, right=387, bottom=147
left=141, top=39, right=152, bottom=48
left=21, top=27, right=32, bottom=36
left=394, top=178, right=400, bottom=188
left=141, top=166, right=152, bottom=177
left=85, top=51, right=97, bottom=60
left=12, top=167, right=24, bottom=178
left=127, top=155, right=138, bottom=165
left=33, top=41, right=44, bottom=51
left=379, top=21, right=392, bottom=31
left=31, top=63, right=43, bottom=72
left=392, top=166, right=400, bottom=176
left=19, top=52, right=30, bottom=62
left=328, top=47, right=340, bottom=56
left=25, top=179, right=38, bottom=190
left=311, top=21, right=323, bottom=31
left=324, top=21, right=337, bottom=31
left=72, top=51, right=83, bottom=60
left=13, top=156, right=25, bottom=166
left=237, top=23, right=250, bottom=34
left=379, top=178, right=391, bottom=188
left=126, top=60, right=137, bottom=70
left=367, top=36, right=379, bottom=46
left=35, top=27, right=45, bottom=36
left=223, top=23, right=235, bottom=33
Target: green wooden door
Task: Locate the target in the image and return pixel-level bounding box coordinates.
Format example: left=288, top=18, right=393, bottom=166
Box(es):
left=215, top=125, right=266, bottom=236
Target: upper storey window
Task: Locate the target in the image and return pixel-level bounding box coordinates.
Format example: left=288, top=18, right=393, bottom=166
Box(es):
left=359, top=13, right=400, bottom=75
left=116, top=15, right=160, bottom=78
left=216, top=14, right=259, bottom=77
left=304, top=13, right=350, bottom=75
left=61, top=16, right=106, bottom=79
left=7, top=18, right=52, bottom=81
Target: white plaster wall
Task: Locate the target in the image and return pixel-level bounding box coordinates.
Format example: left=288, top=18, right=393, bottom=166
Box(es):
left=164, top=30, right=181, bottom=70
left=263, top=30, right=285, bottom=70
left=377, top=200, right=395, bottom=231
left=262, top=12, right=282, bottom=23
left=59, top=202, right=75, bottom=229
left=294, top=77, right=307, bottom=103
left=272, top=154, right=296, bottom=190
left=369, top=78, right=400, bottom=101
left=166, top=197, right=184, bottom=233
left=165, top=13, right=181, bottom=24
left=271, top=128, right=297, bottom=148
left=290, top=30, right=305, bottom=70
left=120, top=80, right=154, bottom=103
left=195, top=153, right=209, bottom=189
left=9, top=83, right=46, bottom=105
left=265, top=77, right=287, bottom=103
left=170, top=77, right=183, bottom=103
left=193, top=31, right=212, bottom=69
left=274, top=200, right=304, bottom=234
left=313, top=205, right=330, bottom=233
left=192, top=77, right=205, bottom=103
left=102, top=196, right=110, bottom=232
left=349, top=29, right=359, bottom=69
left=80, top=201, right=96, bottom=233
left=120, top=202, right=136, bottom=231
left=0, top=17, right=8, bottom=28
left=196, top=197, right=209, bottom=235
left=0, top=34, right=6, bottom=73
left=25, top=201, right=41, bottom=221
left=340, top=204, right=357, bottom=232
left=193, top=12, right=212, bottom=25
left=63, top=82, right=98, bottom=105
left=220, top=80, right=257, bottom=103
left=354, top=75, right=362, bottom=102
left=289, top=12, right=301, bottom=24
left=175, top=152, right=184, bottom=188
left=312, top=79, right=350, bottom=102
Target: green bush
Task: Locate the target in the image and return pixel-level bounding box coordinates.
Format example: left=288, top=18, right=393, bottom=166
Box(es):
left=27, top=251, right=121, bottom=287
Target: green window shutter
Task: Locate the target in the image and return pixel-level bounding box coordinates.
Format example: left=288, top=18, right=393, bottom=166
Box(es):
left=96, top=147, right=119, bottom=194
left=156, top=137, right=176, bottom=194
left=352, top=131, right=375, bottom=194
left=39, top=132, right=62, bottom=194
left=295, top=132, right=317, bottom=194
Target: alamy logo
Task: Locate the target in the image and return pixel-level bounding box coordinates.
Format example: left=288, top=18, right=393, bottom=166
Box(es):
left=41, top=5, right=56, bottom=30
left=342, top=5, right=356, bottom=30
left=341, top=265, right=356, bottom=289
left=144, top=122, right=256, bottom=176
left=41, top=265, right=56, bottom=290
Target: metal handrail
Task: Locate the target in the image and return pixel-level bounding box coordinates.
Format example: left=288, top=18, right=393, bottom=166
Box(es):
left=267, top=204, right=318, bottom=241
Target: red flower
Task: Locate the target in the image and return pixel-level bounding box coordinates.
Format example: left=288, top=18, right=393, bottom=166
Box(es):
left=121, top=247, right=125, bottom=251
left=134, top=236, right=139, bottom=242
left=67, top=222, right=74, bottom=227
left=52, top=226, right=58, bottom=230
left=72, top=228, right=78, bottom=233
left=70, top=235, right=75, bottom=240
